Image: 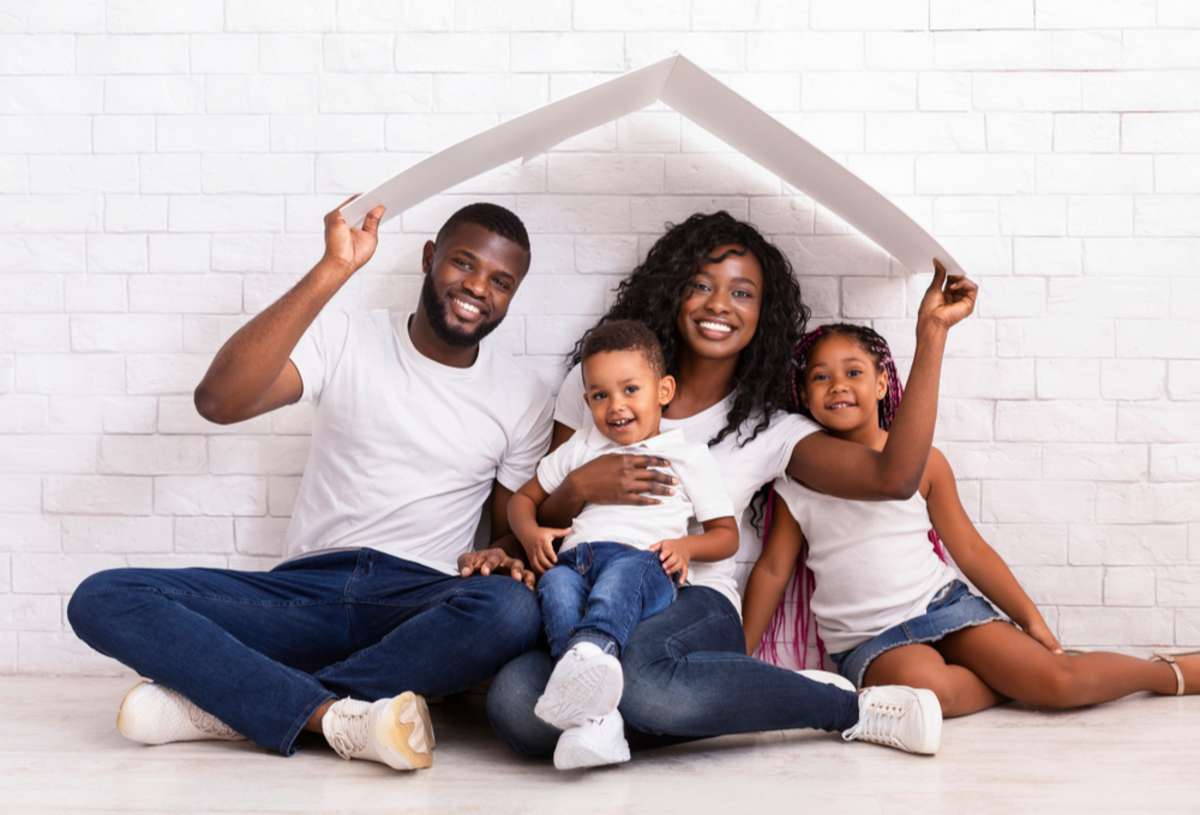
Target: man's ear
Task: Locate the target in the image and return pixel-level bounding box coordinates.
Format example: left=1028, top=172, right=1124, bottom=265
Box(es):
left=422, top=240, right=436, bottom=275
left=658, top=374, right=677, bottom=406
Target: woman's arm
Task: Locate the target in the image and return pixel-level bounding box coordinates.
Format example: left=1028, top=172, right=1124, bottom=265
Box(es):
left=742, top=497, right=805, bottom=655
left=537, top=421, right=677, bottom=527
left=924, top=449, right=1063, bottom=653
left=787, top=261, right=977, bottom=500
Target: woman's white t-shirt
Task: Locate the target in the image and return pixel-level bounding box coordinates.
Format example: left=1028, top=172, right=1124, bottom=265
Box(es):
left=554, top=363, right=820, bottom=613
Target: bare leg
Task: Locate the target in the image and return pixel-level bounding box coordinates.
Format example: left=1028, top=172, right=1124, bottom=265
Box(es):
left=305, top=700, right=335, bottom=733
left=864, top=643, right=1005, bottom=717
left=936, top=621, right=1192, bottom=708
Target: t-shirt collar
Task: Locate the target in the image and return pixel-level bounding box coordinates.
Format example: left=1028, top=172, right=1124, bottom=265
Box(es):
left=391, top=310, right=489, bottom=379
left=583, top=423, right=688, bottom=452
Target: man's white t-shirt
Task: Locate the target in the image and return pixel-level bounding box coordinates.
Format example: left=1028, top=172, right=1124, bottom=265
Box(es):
left=285, top=309, right=554, bottom=573
left=555, top=363, right=820, bottom=613
left=536, top=424, right=734, bottom=555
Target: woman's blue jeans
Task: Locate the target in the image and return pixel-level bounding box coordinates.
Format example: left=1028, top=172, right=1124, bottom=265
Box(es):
left=486, top=585, right=860, bottom=757
left=68, top=548, right=541, bottom=756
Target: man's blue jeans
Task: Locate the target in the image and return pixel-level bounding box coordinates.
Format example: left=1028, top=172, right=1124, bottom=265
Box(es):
left=67, top=548, right=541, bottom=756
left=486, top=585, right=860, bottom=757
left=539, top=541, right=676, bottom=659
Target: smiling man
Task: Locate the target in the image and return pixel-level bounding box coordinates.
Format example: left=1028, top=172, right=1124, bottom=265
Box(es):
left=67, top=200, right=553, bottom=772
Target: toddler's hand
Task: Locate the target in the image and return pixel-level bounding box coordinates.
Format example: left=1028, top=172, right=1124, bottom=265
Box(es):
left=649, top=538, right=690, bottom=586
left=521, top=527, right=570, bottom=575
left=1024, top=618, right=1064, bottom=655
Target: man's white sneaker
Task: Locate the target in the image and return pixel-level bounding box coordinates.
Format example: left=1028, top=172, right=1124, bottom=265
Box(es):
left=117, top=680, right=244, bottom=745
left=535, top=642, right=623, bottom=730
left=321, top=692, right=435, bottom=771
left=841, top=685, right=942, bottom=755
left=554, top=711, right=631, bottom=770
left=796, top=669, right=857, bottom=693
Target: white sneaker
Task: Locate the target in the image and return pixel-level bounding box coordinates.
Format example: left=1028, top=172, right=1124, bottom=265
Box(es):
left=796, top=669, right=857, bottom=693
left=117, top=680, right=244, bottom=745
left=554, top=711, right=631, bottom=770
left=535, top=642, right=623, bottom=730
left=842, top=685, right=942, bottom=755
left=321, top=692, right=435, bottom=771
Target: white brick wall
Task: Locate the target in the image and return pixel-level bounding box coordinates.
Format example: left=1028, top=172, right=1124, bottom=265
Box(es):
left=2, top=1, right=1199, bottom=673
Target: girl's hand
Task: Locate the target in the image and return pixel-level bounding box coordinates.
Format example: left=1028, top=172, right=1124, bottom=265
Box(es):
left=321, top=194, right=385, bottom=277
left=565, top=453, right=676, bottom=506
left=916, top=258, right=978, bottom=333
left=649, top=538, right=691, bottom=585
left=522, top=526, right=570, bottom=575
left=1023, top=618, right=1065, bottom=655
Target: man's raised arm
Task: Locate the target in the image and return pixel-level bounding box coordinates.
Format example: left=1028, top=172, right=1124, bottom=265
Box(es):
left=193, top=199, right=385, bottom=424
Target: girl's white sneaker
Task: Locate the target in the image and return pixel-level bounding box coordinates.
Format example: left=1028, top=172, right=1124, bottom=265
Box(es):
left=841, top=685, right=942, bottom=755
left=553, top=711, right=631, bottom=770
left=535, top=642, right=623, bottom=730
left=117, top=681, right=244, bottom=745
left=321, top=692, right=435, bottom=771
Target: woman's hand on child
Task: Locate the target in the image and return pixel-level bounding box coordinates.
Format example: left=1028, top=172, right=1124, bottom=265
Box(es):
left=457, top=548, right=537, bottom=590
left=523, top=527, right=571, bottom=575
left=650, top=538, right=691, bottom=586
left=916, top=258, right=978, bottom=333
left=1023, top=618, right=1065, bottom=655
left=566, top=453, right=676, bottom=506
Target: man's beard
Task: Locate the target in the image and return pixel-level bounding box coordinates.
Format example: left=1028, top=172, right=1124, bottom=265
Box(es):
left=419, top=276, right=502, bottom=348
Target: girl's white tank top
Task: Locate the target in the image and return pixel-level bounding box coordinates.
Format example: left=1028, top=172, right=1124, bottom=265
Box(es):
left=773, top=476, right=957, bottom=654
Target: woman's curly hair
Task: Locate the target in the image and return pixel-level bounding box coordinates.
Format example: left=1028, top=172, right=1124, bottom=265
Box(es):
left=570, top=211, right=811, bottom=447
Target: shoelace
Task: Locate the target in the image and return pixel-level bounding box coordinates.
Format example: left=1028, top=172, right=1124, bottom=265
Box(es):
left=846, top=695, right=905, bottom=747
left=185, top=700, right=240, bottom=739
left=328, top=705, right=370, bottom=760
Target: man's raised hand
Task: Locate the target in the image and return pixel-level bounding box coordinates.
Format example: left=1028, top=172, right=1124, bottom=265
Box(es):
left=321, top=194, right=386, bottom=277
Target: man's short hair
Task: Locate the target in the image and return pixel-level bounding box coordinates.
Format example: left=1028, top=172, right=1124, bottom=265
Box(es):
left=435, top=202, right=530, bottom=253
left=580, top=319, right=666, bottom=377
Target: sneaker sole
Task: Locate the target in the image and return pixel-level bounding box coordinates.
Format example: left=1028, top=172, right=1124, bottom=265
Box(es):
left=376, top=692, right=435, bottom=771
left=553, top=728, right=631, bottom=771
left=116, top=680, right=154, bottom=743
left=534, top=657, right=623, bottom=730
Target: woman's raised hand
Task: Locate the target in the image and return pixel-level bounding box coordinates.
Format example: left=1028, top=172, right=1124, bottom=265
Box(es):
left=565, top=453, right=677, bottom=506
left=321, top=194, right=386, bottom=278
left=917, top=258, right=978, bottom=333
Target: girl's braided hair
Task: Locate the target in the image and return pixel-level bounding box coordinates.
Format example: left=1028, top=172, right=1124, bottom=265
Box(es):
left=758, top=323, right=948, bottom=669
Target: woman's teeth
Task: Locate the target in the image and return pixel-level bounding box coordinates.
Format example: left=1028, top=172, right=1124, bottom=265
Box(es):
left=698, top=320, right=733, bottom=334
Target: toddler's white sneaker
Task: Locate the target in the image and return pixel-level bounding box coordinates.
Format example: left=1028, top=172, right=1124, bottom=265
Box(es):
left=842, top=685, right=942, bottom=755
left=321, top=692, right=435, bottom=771
left=554, top=711, right=631, bottom=770
left=117, top=681, right=244, bottom=745
left=535, top=642, right=623, bottom=730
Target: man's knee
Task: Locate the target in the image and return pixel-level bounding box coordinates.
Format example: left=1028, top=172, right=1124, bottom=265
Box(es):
left=469, top=577, right=542, bottom=651
left=67, top=568, right=147, bottom=647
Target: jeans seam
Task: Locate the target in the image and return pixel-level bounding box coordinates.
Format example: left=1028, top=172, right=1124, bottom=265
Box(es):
left=280, top=689, right=337, bottom=755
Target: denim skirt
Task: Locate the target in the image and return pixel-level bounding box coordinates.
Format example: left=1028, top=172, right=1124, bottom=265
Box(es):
left=830, top=579, right=1004, bottom=689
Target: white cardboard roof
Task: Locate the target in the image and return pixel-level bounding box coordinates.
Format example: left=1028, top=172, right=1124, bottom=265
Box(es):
left=341, top=55, right=960, bottom=277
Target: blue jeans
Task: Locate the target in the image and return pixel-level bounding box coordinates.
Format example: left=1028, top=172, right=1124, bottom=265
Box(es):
left=539, top=542, right=677, bottom=659
left=67, top=548, right=541, bottom=756
left=486, top=585, right=860, bottom=757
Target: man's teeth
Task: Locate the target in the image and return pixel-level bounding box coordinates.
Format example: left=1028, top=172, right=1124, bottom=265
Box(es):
left=453, top=297, right=481, bottom=315
left=698, top=320, right=733, bottom=334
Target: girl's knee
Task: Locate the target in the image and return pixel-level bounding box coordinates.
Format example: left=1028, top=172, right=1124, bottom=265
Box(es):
left=1026, top=658, right=1080, bottom=709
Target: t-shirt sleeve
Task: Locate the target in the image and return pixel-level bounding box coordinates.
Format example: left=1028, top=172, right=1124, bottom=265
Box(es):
left=553, top=363, right=588, bottom=430
left=534, top=433, right=584, bottom=495
left=675, top=444, right=736, bottom=523
left=496, top=378, right=555, bottom=492
left=289, top=309, right=352, bottom=404
left=762, top=411, right=823, bottom=482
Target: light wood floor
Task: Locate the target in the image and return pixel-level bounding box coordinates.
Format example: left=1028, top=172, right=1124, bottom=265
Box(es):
left=2, top=676, right=1197, bottom=814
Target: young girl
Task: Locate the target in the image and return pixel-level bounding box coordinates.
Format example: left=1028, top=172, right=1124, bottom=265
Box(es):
left=743, top=323, right=1198, bottom=716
